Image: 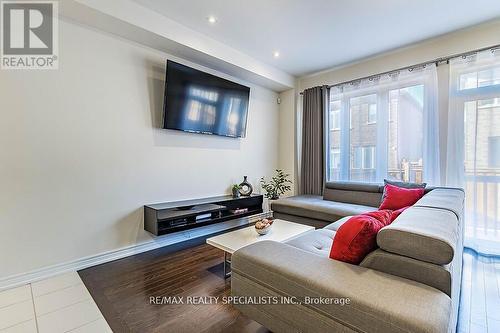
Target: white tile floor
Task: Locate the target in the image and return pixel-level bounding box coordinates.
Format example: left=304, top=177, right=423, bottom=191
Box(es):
left=0, top=272, right=112, bottom=333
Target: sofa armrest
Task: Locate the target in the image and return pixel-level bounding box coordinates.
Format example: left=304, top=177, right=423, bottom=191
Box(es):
left=360, top=249, right=452, bottom=296
left=377, top=207, right=458, bottom=265
left=232, top=241, right=450, bottom=333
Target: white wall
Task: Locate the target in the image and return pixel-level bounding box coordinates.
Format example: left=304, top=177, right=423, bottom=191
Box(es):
left=284, top=19, right=500, bottom=184
left=0, top=19, right=279, bottom=279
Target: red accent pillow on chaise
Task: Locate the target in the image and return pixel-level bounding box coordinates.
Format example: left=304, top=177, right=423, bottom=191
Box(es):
left=329, top=210, right=392, bottom=264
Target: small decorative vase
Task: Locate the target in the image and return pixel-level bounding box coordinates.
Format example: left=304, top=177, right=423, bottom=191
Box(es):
left=238, top=176, right=253, bottom=196
left=232, top=188, right=240, bottom=198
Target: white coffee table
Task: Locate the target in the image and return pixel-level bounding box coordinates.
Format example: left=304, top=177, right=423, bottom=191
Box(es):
left=206, top=219, right=314, bottom=278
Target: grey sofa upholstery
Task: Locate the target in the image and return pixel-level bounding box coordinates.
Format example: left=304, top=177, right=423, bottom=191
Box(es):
left=232, top=183, right=465, bottom=333
left=271, top=181, right=435, bottom=228
left=271, top=182, right=383, bottom=227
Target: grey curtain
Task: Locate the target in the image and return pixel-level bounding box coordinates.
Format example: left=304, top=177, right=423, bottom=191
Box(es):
left=300, top=86, right=329, bottom=195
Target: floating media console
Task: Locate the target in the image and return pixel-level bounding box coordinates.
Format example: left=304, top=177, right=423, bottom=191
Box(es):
left=144, top=194, right=263, bottom=236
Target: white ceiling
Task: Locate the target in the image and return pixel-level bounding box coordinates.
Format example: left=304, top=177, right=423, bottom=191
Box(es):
left=133, top=0, right=500, bottom=76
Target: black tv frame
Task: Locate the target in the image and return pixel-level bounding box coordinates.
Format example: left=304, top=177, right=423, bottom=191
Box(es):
left=162, top=60, right=251, bottom=138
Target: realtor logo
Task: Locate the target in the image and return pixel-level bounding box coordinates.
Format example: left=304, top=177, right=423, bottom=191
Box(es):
left=1, top=1, right=58, bottom=69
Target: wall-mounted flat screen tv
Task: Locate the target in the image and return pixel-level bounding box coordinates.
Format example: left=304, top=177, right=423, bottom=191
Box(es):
left=163, top=60, right=250, bottom=138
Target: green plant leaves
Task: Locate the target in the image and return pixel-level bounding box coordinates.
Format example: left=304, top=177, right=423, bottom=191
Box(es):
left=260, top=169, right=292, bottom=199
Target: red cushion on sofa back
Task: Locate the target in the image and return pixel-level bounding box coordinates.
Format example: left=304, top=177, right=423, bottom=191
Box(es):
left=379, top=183, right=425, bottom=211
left=329, top=210, right=392, bottom=264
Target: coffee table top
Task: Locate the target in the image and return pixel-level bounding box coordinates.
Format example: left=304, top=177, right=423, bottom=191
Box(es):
left=206, top=219, right=314, bottom=254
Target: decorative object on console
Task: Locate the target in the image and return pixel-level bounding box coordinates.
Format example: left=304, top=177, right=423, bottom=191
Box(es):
left=238, top=176, right=253, bottom=196
left=231, top=184, right=241, bottom=198
left=254, top=217, right=274, bottom=235
left=260, top=169, right=292, bottom=200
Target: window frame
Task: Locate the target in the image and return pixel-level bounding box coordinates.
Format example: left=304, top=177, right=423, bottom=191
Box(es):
left=351, top=146, right=362, bottom=170
left=326, top=76, right=427, bottom=183
left=367, top=103, right=377, bottom=124
left=330, top=109, right=341, bottom=131
left=362, top=146, right=376, bottom=169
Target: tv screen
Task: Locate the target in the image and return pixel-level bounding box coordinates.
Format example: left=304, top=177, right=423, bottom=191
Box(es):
left=163, top=60, right=250, bottom=138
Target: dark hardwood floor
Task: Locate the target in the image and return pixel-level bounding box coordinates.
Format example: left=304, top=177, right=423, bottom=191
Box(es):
left=78, top=237, right=268, bottom=333
left=80, top=238, right=500, bottom=333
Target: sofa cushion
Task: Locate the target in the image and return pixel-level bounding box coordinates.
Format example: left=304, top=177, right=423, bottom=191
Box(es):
left=323, top=182, right=383, bottom=207
left=377, top=206, right=459, bottom=265
left=232, top=241, right=451, bottom=333
left=379, top=183, right=425, bottom=210
left=330, top=210, right=392, bottom=264
left=413, top=188, right=465, bottom=219
left=325, top=181, right=383, bottom=192
left=285, top=229, right=334, bottom=257
left=271, top=195, right=376, bottom=222
left=272, top=212, right=331, bottom=229
left=324, top=216, right=352, bottom=231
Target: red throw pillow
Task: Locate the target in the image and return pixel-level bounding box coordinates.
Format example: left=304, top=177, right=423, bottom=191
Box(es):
left=379, top=183, right=425, bottom=211
left=361, top=210, right=393, bottom=226
left=390, top=206, right=410, bottom=222
left=329, top=210, right=392, bottom=264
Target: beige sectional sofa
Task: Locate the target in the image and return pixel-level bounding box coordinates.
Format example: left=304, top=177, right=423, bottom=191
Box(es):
left=231, top=182, right=464, bottom=333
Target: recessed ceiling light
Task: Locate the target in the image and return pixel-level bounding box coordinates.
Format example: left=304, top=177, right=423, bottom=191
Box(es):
left=273, top=51, right=280, bottom=58
left=207, top=16, right=217, bottom=24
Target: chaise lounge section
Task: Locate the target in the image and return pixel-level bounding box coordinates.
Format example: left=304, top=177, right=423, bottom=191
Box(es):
left=232, top=182, right=464, bottom=333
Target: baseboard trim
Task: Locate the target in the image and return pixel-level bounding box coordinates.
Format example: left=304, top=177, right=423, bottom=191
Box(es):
left=0, top=213, right=267, bottom=291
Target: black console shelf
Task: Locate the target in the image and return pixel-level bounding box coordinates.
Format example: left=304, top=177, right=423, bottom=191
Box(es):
left=144, top=194, right=263, bottom=236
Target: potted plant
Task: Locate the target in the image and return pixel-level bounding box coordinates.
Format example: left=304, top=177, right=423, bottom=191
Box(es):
left=231, top=184, right=241, bottom=198
left=260, top=169, right=292, bottom=201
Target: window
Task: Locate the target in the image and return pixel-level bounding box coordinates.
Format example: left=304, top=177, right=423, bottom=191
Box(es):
left=459, top=66, right=500, bottom=90
left=459, top=71, right=478, bottom=90
left=326, top=75, right=430, bottom=184
left=330, top=109, right=340, bottom=130
left=363, top=146, right=375, bottom=169
left=352, top=147, right=362, bottom=169
left=331, top=149, right=341, bottom=169
left=368, top=104, right=377, bottom=124
left=387, top=85, right=424, bottom=183
left=448, top=51, right=500, bottom=255
left=349, top=94, right=377, bottom=182
left=329, top=100, right=341, bottom=130
left=327, top=97, right=342, bottom=181
left=329, top=148, right=341, bottom=181
left=463, top=98, right=500, bottom=172
left=489, top=136, right=500, bottom=168
left=351, top=146, right=375, bottom=170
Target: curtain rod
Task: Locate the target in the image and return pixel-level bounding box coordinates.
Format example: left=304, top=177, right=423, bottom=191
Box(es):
left=298, top=43, right=500, bottom=95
